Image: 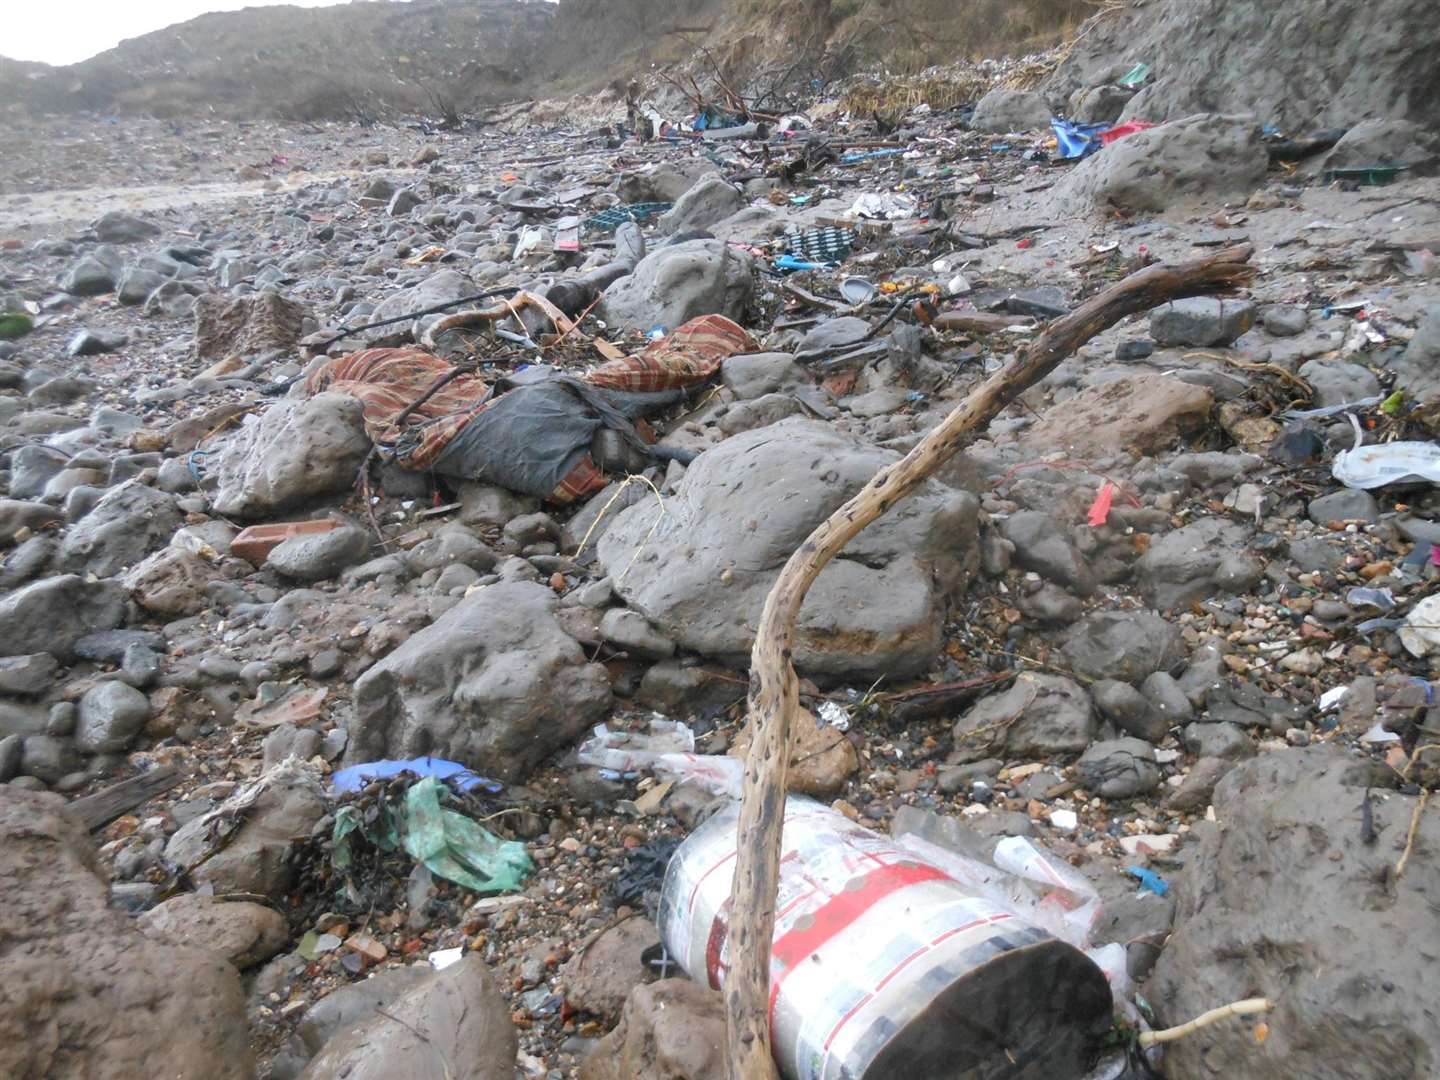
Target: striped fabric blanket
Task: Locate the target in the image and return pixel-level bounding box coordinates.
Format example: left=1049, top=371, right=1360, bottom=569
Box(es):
left=304, top=313, right=757, bottom=503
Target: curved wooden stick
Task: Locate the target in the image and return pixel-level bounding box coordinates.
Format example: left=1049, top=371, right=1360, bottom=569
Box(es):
left=724, top=244, right=1257, bottom=1080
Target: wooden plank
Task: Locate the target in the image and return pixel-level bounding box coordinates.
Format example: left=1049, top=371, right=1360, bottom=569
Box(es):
left=69, top=766, right=184, bottom=831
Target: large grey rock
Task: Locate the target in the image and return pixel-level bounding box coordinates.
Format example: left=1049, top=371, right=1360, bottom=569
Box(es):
left=1060, top=610, right=1186, bottom=684
left=350, top=582, right=612, bottom=781
left=60, top=256, right=119, bottom=296
left=1046, top=0, right=1440, bottom=133
left=1069, top=84, right=1134, bottom=124
left=1001, top=511, right=1094, bottom=595
left=0, top=653, right=59, bottom=697
left=1297, top=357, right=1381, bottom=408
left=1149, top=298, right=1257, bottom=347
left=9, top=444, right=72, bottom=500
left=75, top=681, right=151, bottom=753
left=1317, top=118, right=1440, bottom=175
left=1054, top=114, right=1267, bottom=213
left=971, top=88, right=1053, bottom=132
left=598, top=239, right=754, bottom=333
left=299, top=955, right=515, bottom=1080
left=282, top=966, right=431, bottom=1074
left=579, top=979, right=725, bottom=1080
left=116, top=267, right=167, bottom=306
left=362, top=270, right=473, bottom=346
left=952, top=673, right=1095, bottom=763
left=94, top=210, right=162, bottom=243
left=1151, top=746, right=1440, bottom=1080
left=0, top=575, right=126, bottom=659
left=0, top=786, right=253, bottom=1080
left=59, top=480, right=182, bottom=577
left=1138, top=517, right=1263, bottom=610
left=721, top=353, right=808, bottom=400
left=597, top=419, right=978, bottom=680
left=0, top=499, right=62, bottom=544
left=1076, top=738, right=1161, bottom=798
left=617, top=161, right=721, bottom=204
left=1308, top=488, right=1380, bottom=525
left=123, top=547, right=223, bottom=616
left=1091, top=679, right=1168, bottom=742
left=164, top=759, right=328, bottom=900
left=561, top=917, right=659, bottom=1024
left=138, top=894, right=289, bottom=970
left=1389, top=303, right=1440, bottom=402
left=267, top=525, right=370, bottom=582
left=657, top=176, right=744, bottom=234
left=210, top=394, right=371, bottom=519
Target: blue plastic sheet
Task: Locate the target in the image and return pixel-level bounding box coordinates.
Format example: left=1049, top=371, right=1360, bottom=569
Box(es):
left=1051, top=118, right=1112, bottom=160
left=331, top=757, right=502, bottom=795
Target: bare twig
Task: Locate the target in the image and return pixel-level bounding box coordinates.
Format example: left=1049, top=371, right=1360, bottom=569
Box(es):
left=725, top=244, right=1257, bottom=1080
left=1138, top=997, right=1274, bottom=1048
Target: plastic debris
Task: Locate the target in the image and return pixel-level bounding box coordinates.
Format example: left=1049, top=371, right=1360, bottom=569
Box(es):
left=1399, top=594, right=1440, bottom=657
left=331, top=757, right=502, bottom=795
left=1333, top=439, right=1440, bottom=488
left=817, top=700, right=852, bottom=731
left=575, top=719, right=744, bottom=796
left=1051, top=118, right=1111, bottom=160
left=1117, top=62, right=1150, bottom=87
left=1319, top=685, right=1350, bottom=711
left=1359, top=722, right=1402, bottom=744
left=1100, top=120, right=1157, bottom=146
left=663, top=798, right=1115, bottom=1080
left=1126, top=867, right=1170, bottom=897
left=429, top=946, right=465, bottom=971
left=848, top=191, right=917, bottom=220
left=1346, top=586, right=1396, bottom=611
left=1087, top=481, right=1115, bottom=526
left=839, top=277, right=876, bottom=304
left=400, top=776, right=532, bottom=893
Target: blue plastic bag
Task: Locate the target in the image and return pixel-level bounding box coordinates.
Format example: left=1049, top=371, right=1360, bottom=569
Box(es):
left=1051, top=119, right=1112, bottom=160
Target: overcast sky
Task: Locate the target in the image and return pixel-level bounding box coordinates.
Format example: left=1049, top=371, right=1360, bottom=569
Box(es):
left=6, top=0, right=364, bottom=67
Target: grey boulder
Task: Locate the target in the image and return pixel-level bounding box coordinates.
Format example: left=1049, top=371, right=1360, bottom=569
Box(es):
left=597, top=419, right=978, bottom=680
left=210, top=394, right=371, bottom=519
left=266, top=525, right=370, bottom=582
left=599, top=239, right=754, bottom=333
left=1149, top=298, right=1257, bottom=347
left=971, top=88, right=1053, bottom=133
left=164, top=759, right=328, bottom=900
left=60, top=480, right=183, bottom=577
left=298, top=955, right=515, bottom=1080
left=1055, top=114, right=1267, bottom=213
left=0, top=786, right=253, bottom=1080
left=657, top=176, right=744, bottom=234
left=1060, top=610, right=1185, bottom=684
left=349, top=582, right=612, bottom=781
left=1076, top=738, right=1161, bottom=798
left=76, top=681, right=151, bottom=753
left=1151, top=746, right=1440, bottom=1080
left=0, top=575, right=126, bottom=659
left=952, top=673, right=1095, bottom=762
left=1138, top=517, right=1262, bottom=610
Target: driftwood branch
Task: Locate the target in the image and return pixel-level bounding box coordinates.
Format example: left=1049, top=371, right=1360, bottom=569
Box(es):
left=724, top=244, right=1257, bottom=1080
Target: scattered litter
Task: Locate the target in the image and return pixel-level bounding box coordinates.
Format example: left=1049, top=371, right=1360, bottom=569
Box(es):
left=428, top=946, right=465, bottom=971
left=1398, top=594, right=1440, bottom=657
left=331, top=757, right=503, bottom=795
left=848, top=192, right=916, bottom=220
left=816, top=700, right=852, bottom=731
left=1125, top=867, right=1170, bottom=897
left=1359, top=722, right=1402, bottom=744
left=664, top=798, right=1115, bottom=1079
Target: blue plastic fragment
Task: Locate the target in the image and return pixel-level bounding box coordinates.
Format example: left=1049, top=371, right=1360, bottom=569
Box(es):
left=1126, top=866, right=1170, bottom=896
left=1051, top=118, right=1112, bottom=160
left=331, top=757, right=503, bottom=795
left=774, top=254, right=834, bottom=273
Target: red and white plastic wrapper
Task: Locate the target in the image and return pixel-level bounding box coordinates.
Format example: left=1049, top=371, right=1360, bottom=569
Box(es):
left=659, top=797, right=1114, bottom=1080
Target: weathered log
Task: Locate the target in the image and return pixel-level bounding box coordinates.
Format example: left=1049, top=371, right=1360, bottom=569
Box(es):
left=725, top=244, right=1256, bottom=1080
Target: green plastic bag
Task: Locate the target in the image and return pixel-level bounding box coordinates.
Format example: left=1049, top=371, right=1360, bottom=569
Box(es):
left=400, top=776, right=532, bottom=893
left=1118, top=63, right=1149, bottom=88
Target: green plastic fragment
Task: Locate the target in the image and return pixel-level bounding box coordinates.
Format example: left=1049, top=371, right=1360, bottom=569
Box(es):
left=0, top=313, right=33, bottom=340
left=400, top=776, right=531, bottom=894
left=1118, top=63, right=1149, bottom=88
left=1381, top=389, right=1406, bottom=415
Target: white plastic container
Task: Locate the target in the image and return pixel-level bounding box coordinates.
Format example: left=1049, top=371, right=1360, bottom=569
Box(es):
left=659, top=797, right=1113, bottom=1080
